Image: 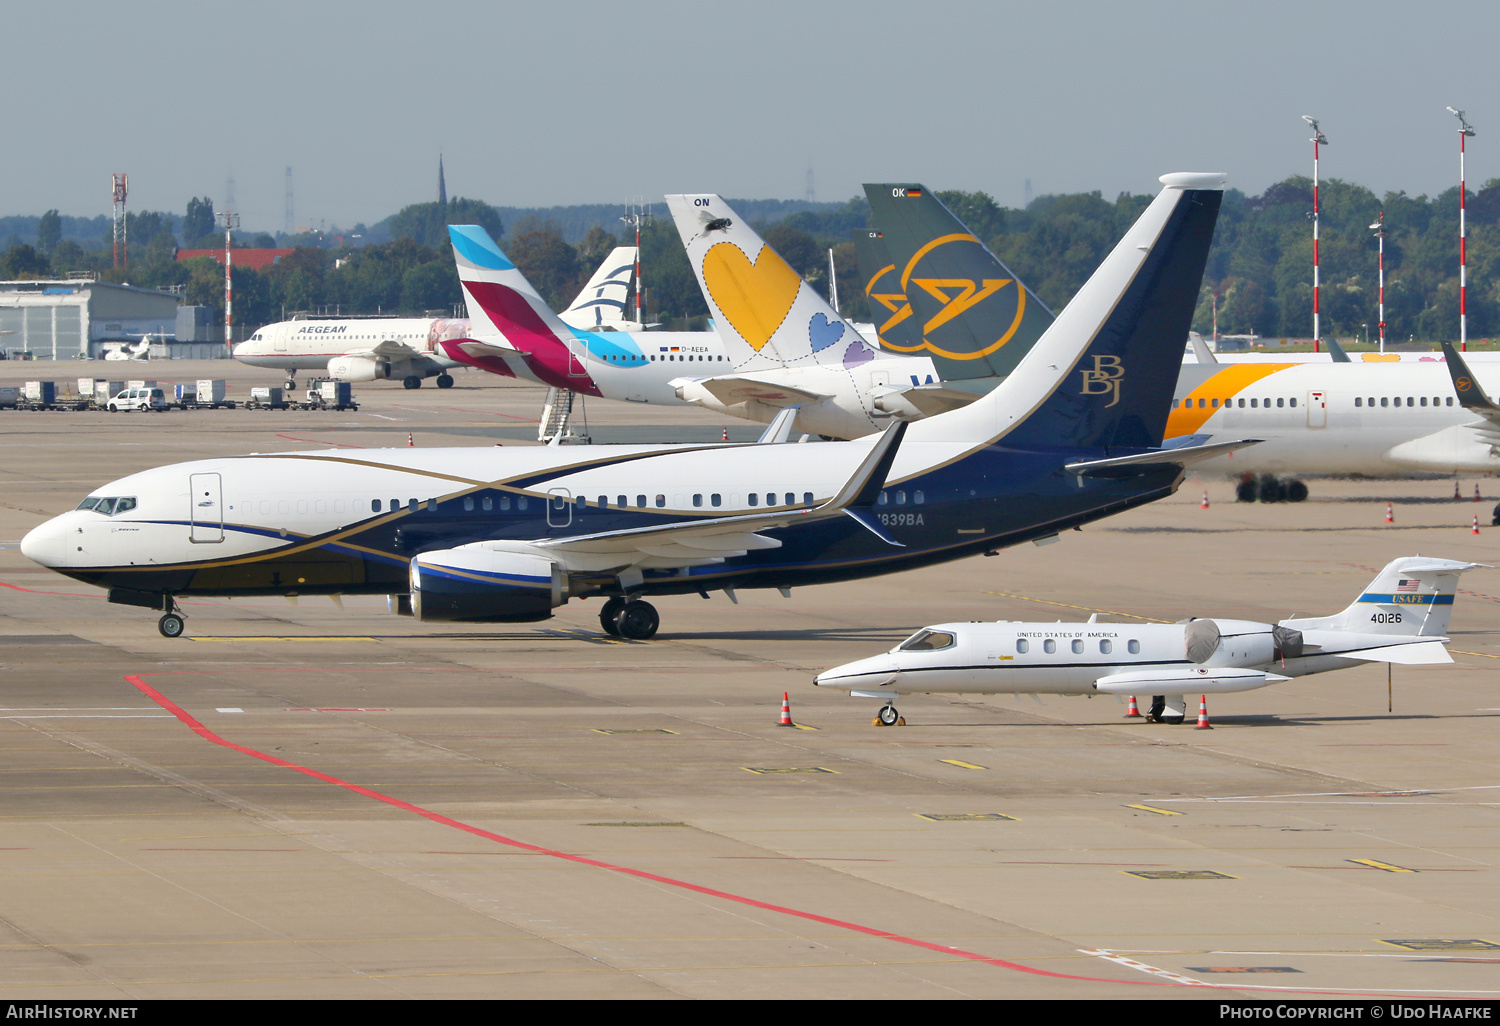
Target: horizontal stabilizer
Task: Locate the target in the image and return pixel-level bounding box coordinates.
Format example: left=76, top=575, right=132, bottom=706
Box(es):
left=1093, top=667, right=1288, bottom=695
left=1065, top=438, right=1261, bottom=475
left=454, top=338, right=527, bottom=358
left=877, top=384, right=981, bottom=417
left=697, top=376, right=830, bottom=406
left=1340, top=640, right=1453, bottom=665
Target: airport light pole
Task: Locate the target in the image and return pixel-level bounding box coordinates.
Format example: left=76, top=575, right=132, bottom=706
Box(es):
left=621, top=199, right=646, bottom=326
left=1448, top=108, right=1476, bottom=351
left=1370, top=212, right=1386, bottom=354
left=217, top=210, right=239, bottom=354
left=1303, top=116, right=1327, bottom=349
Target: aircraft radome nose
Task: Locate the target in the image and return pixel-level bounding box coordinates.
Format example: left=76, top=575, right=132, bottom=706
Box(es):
left=20, top=519, right=65, bottom=568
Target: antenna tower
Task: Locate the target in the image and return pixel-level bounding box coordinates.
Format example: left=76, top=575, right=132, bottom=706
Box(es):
left=805, top=160, right=815, bottom=203
left=285, top=167, right=294, bottom=235
left=111, top=173, right=128, bottom=269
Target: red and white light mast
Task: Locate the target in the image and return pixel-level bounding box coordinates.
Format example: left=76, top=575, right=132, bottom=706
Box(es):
left=1447, top=107, right=1476, bottom=351
left=1370, top=212, right=1386, bottom=354
left=217, top=209, right=239, bottom=353
left=1302, top=116, right=1327, bottom=349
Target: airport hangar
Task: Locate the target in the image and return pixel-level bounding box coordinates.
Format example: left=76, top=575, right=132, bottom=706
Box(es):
left=0, top=278, right=226, bottom=360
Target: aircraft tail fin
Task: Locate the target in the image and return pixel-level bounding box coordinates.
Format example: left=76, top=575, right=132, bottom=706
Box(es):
left=863, top=183, right=1055, bottom=382
left=448, top=225, right=576, bottom=352
left=664, top=194, right=880, bottom=373
left=911, top=174, right=1224, bottom=449
left=1326, top=337, right=1353, bottom=363
left=1284, top=556, right=1483, bottom=638
left=852, top=229, right=923, bottom=353
left=560, top=246, right=637, bottom=331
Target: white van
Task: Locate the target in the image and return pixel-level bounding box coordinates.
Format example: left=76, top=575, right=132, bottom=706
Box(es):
left=107, top=387, right=167, bottom=412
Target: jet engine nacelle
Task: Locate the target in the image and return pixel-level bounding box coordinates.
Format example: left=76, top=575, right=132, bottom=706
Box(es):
left=326, top=355, right=379, bottom=382
left=409, top=544, right=565, bottom=623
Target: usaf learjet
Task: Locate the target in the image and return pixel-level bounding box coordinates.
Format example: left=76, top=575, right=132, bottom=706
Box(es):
left=22, top=174, right=1244, bottom=640
left=816, top=556, right=1475, bottom=725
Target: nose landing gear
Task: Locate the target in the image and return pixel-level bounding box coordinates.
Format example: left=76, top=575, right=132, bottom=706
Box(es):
left=874, top=704, right=905, bottom=727
left=157, top=600, right=186, bottom=639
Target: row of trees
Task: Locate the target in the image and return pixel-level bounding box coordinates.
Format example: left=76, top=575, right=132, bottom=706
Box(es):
left=4, top=179, right=1499, bottom=341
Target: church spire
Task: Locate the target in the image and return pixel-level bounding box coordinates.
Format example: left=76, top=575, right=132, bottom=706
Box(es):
left=438, top=154, right=447, bottom=207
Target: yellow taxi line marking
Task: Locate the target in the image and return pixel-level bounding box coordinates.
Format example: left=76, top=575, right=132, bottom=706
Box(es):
left=190, top=637, right=375, bottom=642
left=1349, top=859, right=1418, bottom=873
left=1125, top=804, right=1183, bottom=816
left=938, top=759, right=987, bottom=770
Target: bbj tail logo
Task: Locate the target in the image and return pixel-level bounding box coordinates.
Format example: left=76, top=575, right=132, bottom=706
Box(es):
left=1079, top=355, right=1124, bottom=408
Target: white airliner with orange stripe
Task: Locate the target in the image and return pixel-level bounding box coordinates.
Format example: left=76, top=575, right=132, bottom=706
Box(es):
left=1166, top=346, right=1500, bottom=475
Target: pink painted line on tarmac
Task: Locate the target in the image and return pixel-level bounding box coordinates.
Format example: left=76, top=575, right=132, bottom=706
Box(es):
left=121, top=668, right=1443, bottom=998
left=275, top=434, right=365, bottom=449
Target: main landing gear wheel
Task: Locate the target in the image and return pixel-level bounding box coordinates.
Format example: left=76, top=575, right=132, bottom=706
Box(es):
left=436, top=374, right=454, bottom=389
left=876, top=704, right=902, bottom=727
left=284, top=378, right=296, bottom=390
left=599, top=596, right=625, bottom=636
left=613, top=600, right=659, bottom=640
left=402, top=375, right=422, bottom=390
left=158, top=613, right=185, bottom=638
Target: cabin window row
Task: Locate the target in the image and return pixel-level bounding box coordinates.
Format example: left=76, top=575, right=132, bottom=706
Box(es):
left=1015, top=638, right=1141, bottom=655
left=1354, top=396, right=1455, bottom=407
left=1175, top=397, right=1298, bottom=409
left=456, top=492, right=819, bottom=511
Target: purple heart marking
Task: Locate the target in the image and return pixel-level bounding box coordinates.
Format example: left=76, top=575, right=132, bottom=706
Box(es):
left=842, top=340, right=875, bottom=368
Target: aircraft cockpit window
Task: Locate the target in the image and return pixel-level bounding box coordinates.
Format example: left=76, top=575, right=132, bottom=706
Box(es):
left=899, top=629, right=956, bottom=652
left=76, top=496, right=136, bottom=516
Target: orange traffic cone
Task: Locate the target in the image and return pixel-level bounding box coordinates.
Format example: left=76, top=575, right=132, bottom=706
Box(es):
left=1473, top=515, right=1481, bottom=535
left=1476, top=483, right=1483, bottom=502
left=1455, top=481, right=1463, bottom=500
left=722, top=426, right=730, bottom=441
left=778, top=691, right=793, bottom=727
left=1200, top=490, right=1210, bottom=510
left=1125, top=695, right=1142, bottom=719
left=1385, top=502, right=1394, bottom=524
left=1194, top=694, right=1212, bottom=730
left=407, top=432, right=414, bottom=447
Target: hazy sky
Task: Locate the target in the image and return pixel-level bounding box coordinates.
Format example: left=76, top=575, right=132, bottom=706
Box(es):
left=5, top=0, right=1496, bottom=232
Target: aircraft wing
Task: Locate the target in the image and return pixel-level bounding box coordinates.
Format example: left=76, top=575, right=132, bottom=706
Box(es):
left=694, top=376, right=831, bottom=407
left=530, top=421, right=906, bottom=565
left=1440, top=341, right=1500, bottom=444
left=351, top=339, right=426, bottom=361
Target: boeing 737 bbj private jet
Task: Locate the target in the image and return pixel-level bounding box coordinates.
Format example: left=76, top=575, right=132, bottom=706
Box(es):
left=23, top=175, right=1247, bottom=640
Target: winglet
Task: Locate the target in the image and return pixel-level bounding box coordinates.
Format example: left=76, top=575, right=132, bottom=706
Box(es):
left=1441, top=341, right=1500, bottom=411
left=821, top=420, right=907, bottom=511
left=756, top=405, right=801, bottom=444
